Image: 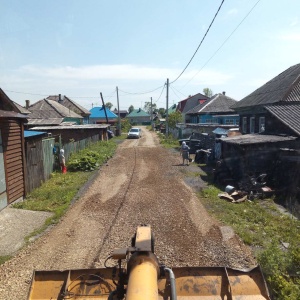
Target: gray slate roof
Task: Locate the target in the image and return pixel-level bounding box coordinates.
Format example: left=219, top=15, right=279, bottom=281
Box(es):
left=27, top=99, right=83, bottom=119
left=232, top=63, right=300, bottom=109
left=187, top=93, right=237, bottom=114
left=181, top=93, right=210, bottom=114
left=220, top=133, right=297, bottom=145
left=265, top=102, right=300, bottom=136
left=47, top=95, right=91, bottom=116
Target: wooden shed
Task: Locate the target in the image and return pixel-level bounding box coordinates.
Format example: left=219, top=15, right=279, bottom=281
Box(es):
left=0, top=110, right=27, bottom=210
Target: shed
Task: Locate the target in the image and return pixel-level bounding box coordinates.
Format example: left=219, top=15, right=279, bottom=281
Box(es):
left=0, top=110, right=27, bottom=210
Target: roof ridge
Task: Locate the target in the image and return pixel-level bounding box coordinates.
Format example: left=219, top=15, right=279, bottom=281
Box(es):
left=282, top=74, right=300, bottom=101
left=45, top=99, right=64, bottom=117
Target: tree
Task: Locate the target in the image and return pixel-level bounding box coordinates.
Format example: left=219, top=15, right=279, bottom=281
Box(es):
left=203, top=88, right=213, bottom=97
left=158, top=107, right=166, bottom=116
left=143, top=102, right=157, bottom=114
left=128, top=105, right=134, bottom=113
left=105, top=102, right=113, bottom=110
left=167, top=111, right=182, bottom=129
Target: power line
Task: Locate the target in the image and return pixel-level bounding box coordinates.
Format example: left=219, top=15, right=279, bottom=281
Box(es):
left=170, top=0, right=225, bottom=84
left=170, top=84, right=183, bottom=101
left=154, top=84, right=166, bottom=103
left=118, top=84, right=164, bottom=95
left=181, top=0, right=262, bottom=89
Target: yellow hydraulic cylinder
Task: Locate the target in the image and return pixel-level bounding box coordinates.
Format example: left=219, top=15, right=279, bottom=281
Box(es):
left=126, top=252, right=159, bottom=300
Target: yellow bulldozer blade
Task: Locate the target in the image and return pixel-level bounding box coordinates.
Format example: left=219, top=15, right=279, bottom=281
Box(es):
left=28, top=265, right=270, bottom=299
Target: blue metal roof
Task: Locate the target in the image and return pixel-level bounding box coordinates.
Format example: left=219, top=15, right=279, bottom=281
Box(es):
left=89, top=107, right=118, bottom=118
left=24, top=130, right=46, bottom=138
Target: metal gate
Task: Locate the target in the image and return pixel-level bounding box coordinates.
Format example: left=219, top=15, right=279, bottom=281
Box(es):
left=0, top=131, right=7, bottom=210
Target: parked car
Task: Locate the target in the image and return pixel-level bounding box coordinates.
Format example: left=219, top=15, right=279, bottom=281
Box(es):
left=127, top=128, right=142, bottom=139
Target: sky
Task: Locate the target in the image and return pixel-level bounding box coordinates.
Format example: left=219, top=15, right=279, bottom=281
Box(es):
left=1, top=0, right=300, bottom=111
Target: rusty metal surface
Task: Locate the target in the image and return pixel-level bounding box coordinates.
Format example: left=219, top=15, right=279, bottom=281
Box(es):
left=28, top=266, right=270, bottom=300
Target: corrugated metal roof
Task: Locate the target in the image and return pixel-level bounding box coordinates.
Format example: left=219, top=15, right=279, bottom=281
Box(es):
left=213, top=128, right=229, bottom=135
left=24, top=130, right=46, bottom=138
left=220, top=133, right=297, bottom=145
left=265, top=102, right=300, bottom=136
left=232, top=63, right=300, bottom=109
left=126, top=109, right=150, bottom=117
left=90, top=107, right=118, bottom=118
left=30, top=124, right=109, bottom=130
left=181, top=93, right=210, bottom=114
left=27, top=118, right=63, bottom=125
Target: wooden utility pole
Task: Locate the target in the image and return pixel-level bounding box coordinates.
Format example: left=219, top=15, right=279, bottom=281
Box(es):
left=116, top=86, right=121, bottom=136
left=100, top=92, right=109, bottom=124
left=165, top=79, right=169, bottom=136
left=150, top=97, right=153, bottom=130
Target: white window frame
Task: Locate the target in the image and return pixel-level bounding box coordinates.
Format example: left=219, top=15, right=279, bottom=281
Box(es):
left=259, top=117, right=265, bottom=133
left=250, top=117, right=255, bottom=134
left=242, top=117, right=247, bottom=133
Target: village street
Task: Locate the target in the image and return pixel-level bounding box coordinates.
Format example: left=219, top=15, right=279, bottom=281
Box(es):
left=0, top=128, right=256, bottom=299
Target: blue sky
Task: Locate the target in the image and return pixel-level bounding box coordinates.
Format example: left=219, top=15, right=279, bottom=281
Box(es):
left=1, top=0, right=300, bottom=111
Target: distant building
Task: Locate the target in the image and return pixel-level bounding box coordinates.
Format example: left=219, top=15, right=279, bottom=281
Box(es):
left=126, top=108, right=151, bottom=125
left=89, top=106, right=118, bottom=124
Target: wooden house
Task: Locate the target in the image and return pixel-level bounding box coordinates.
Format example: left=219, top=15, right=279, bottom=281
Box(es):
left=186, top=92, right=239, bottom=126
left=89, top=107, right=118, bottom=124
left=0, top=89, right=28, bottom=210
left=126, top=108, right=151, bottom=125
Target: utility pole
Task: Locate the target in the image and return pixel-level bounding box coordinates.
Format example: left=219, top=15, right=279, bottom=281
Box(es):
left=100, top=92, right=109, bottom=124
left=165, top=78, right=169, bottom=136
left=116, top=86, right=121, bottom=136
left=150, top=97, right=153, bottom=130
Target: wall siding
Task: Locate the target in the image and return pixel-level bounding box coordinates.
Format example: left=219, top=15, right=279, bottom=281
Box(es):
left=0, top=119, right=25, bottom=203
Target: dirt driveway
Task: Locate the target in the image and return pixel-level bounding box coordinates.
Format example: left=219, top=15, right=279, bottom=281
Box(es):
left=0, top=127, right=256, bottom=299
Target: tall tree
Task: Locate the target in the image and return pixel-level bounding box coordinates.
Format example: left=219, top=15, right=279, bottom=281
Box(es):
left=144, top=102, right=157, bottom=114
left=167, top=111, right=182, bottom=129
left=158, top=107, right=166, bottom=116
left=105, top=102, right=113, bottom=110
left=203, top=88, right=213, bottom=97
left=128, top=105, right=134, bottom=113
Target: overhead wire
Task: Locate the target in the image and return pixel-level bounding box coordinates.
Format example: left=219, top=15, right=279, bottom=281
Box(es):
left=181, top=0, right=262, bottom=89
left=118, top=84, right=164, bottom=95
left=153, top=83, right=166, bottom=103
left=170, top=0, right=225, bottom=84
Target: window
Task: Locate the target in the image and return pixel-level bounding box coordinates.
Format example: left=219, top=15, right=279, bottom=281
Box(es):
left=242, top=117, right=247, bottom=133
left=250, top=117, right=255, bottom=133
left=225, top=119, right=235, bottom=125
left=259, top=117, right=265, bottom=133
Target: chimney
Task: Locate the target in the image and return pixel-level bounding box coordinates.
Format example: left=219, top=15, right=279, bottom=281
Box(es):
left=58, top=94, right=62, bottom=102
left=222, top=91, right=226, bottom=95
left=25, top=100, right=30, bottom=109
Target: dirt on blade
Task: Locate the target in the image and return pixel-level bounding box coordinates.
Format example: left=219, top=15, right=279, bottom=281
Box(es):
left=0, top=127, right=256, bottom=299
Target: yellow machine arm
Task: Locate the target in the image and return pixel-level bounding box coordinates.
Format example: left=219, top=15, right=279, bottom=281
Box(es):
left=28, top=225, right=271, bottom=299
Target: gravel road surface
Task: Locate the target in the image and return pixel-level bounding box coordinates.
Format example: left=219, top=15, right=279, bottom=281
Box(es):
left=0, top=127, right=256, bottom=299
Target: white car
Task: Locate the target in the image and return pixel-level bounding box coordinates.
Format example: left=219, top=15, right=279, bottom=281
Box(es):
left=127, top=128, right=142, bottom=139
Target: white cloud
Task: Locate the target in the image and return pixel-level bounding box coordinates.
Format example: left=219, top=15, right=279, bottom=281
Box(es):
left=227, top=8, right=238, bottom=16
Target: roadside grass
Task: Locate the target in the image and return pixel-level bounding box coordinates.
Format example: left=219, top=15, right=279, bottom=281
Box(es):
left=200, top=184, right=300, bottom=300
left=0, top=255, right=12, bottom=265
left=4, top=139, right=118, bottom=263
left=157, top=133, right=179, bottom=149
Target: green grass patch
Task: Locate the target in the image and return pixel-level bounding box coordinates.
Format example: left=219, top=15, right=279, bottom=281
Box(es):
left=199, top=185, right=300, bottom=299
left=11, top=139, right=118, bottom=241
left=157, top=133, right=179, bottom=148
left=0, top=255, right=12, bottom=265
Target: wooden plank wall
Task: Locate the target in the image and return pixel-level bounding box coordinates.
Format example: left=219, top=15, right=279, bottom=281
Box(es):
left=0, top=119, right=25, bottom=203
left=25, top=138, right=44, bottom=194
left=42, top=138, right=55, bottom=181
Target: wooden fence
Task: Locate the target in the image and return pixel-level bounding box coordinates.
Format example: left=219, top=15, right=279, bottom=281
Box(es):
left=25, top=134, right=101, bottom=194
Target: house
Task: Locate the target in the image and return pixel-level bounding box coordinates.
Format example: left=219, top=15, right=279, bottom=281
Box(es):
left=25, top=98, right=83, bottom=128
left=0, top=89, right=28, bottom=210
left=89, top=106, right=118, bottom=124
left=167, top=104, right=177, bottom=115
left=231, top=63, right=300, bottom=136
left=220, top=63, right=300, bottom=193
left=177, top=93, right=210, bottom=123
left=126, top=108, right=151, bottom=125
left=46, top=94, right=91, bottom=124
left=113, top=108, right=128, bottom=119
left=186, top=92, right=239, bottom=126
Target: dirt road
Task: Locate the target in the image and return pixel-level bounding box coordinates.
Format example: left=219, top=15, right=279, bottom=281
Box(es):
left=0, top=128, right=256, bottom=299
